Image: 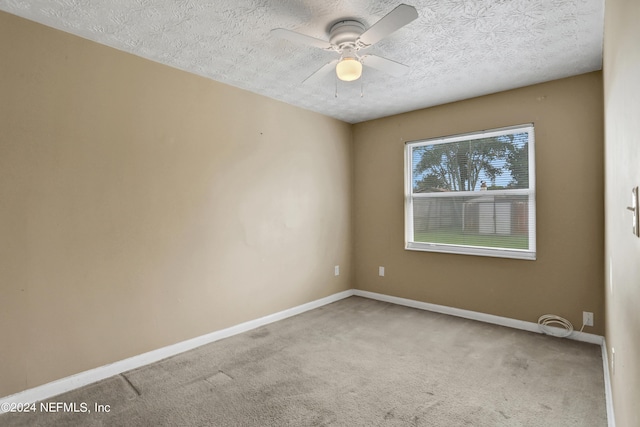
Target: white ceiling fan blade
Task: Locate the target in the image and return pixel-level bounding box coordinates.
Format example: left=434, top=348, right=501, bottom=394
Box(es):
left=358, top=4, right=418, bottom=47
left=271, top=28, right=334, bottom=50
left=361, top=55, right=409, bottom=77
left=302, top=59, right=339, bottom=84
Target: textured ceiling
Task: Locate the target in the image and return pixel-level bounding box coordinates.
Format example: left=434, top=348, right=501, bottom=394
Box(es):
left=0, top=0, right=604, bottom=123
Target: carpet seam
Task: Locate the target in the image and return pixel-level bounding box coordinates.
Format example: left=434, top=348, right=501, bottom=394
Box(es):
left=120, top=373, right=141, bottom=397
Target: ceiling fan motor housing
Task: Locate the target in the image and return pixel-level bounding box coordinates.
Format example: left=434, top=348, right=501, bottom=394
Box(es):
left=329, top=20, right=365, bottom=49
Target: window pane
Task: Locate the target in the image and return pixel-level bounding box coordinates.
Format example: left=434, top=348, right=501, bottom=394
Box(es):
left=412, top=132, right=529, bottom=193
left=405, top=124, right=535, bottom=259
left=412, top=194, right=531, bottom=250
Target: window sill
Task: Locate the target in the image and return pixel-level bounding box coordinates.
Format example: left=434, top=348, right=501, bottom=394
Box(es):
left=406, top=241, right=536, bottom=260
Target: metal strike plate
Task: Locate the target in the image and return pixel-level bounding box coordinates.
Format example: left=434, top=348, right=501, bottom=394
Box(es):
left=627, top=187, right=639, bottom=237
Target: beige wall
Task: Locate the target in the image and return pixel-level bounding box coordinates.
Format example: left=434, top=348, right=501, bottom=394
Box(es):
left=604, top=0, right=640, bottom=425
left=0, top=12, right=352, bottom=397
left=353, top=72, right=605, bottom=335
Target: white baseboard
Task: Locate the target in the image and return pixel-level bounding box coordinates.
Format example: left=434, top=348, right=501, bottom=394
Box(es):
left=353, top=290, right=604, bottom=345
left=0, top=289, right=355, bottom=412
left=1, top=287, right=614, bottom=427
left=601, top=338, right=616, bottom=427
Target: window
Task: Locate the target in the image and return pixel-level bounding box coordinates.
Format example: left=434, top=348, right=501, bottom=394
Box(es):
left=405, top=124, right=536, bottom=260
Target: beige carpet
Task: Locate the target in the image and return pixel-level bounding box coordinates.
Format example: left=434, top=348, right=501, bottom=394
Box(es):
left=1, top=296, right=607, bottom=426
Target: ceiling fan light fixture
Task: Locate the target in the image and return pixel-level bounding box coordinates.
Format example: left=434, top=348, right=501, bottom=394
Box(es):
left=336, top=57, right=362, bottom=81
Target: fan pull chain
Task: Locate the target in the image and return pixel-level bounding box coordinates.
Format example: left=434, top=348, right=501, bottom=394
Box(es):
left=335, top=75, right=338, bottom=98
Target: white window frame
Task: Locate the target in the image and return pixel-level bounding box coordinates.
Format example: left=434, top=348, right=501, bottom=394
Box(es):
left=404, top=124, right=536, bottom=260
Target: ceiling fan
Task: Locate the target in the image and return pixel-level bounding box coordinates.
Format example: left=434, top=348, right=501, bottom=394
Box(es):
left=271, top=4, right=418, bottom=84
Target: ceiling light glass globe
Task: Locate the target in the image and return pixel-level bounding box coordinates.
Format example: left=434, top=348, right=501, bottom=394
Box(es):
left=336, top=58, right=362, bottom=81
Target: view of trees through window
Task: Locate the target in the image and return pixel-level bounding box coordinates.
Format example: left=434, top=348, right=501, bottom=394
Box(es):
left=411, top=132, right=529, bottom=193
left=406, top=126, right=535, bottom=259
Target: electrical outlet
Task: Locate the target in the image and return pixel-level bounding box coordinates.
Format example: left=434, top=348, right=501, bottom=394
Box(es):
left=583, top=311, right=594, bottom=327
left=378, top=266, right=385, bottom=277
left=334, top=265, right=339, bottom=276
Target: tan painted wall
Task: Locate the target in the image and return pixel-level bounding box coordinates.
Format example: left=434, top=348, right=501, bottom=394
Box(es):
left=0, top=12, right=353, bottom=398
left=603, top=0, right=640, bottom=425
left=353, top=72, right=605, bottom=335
